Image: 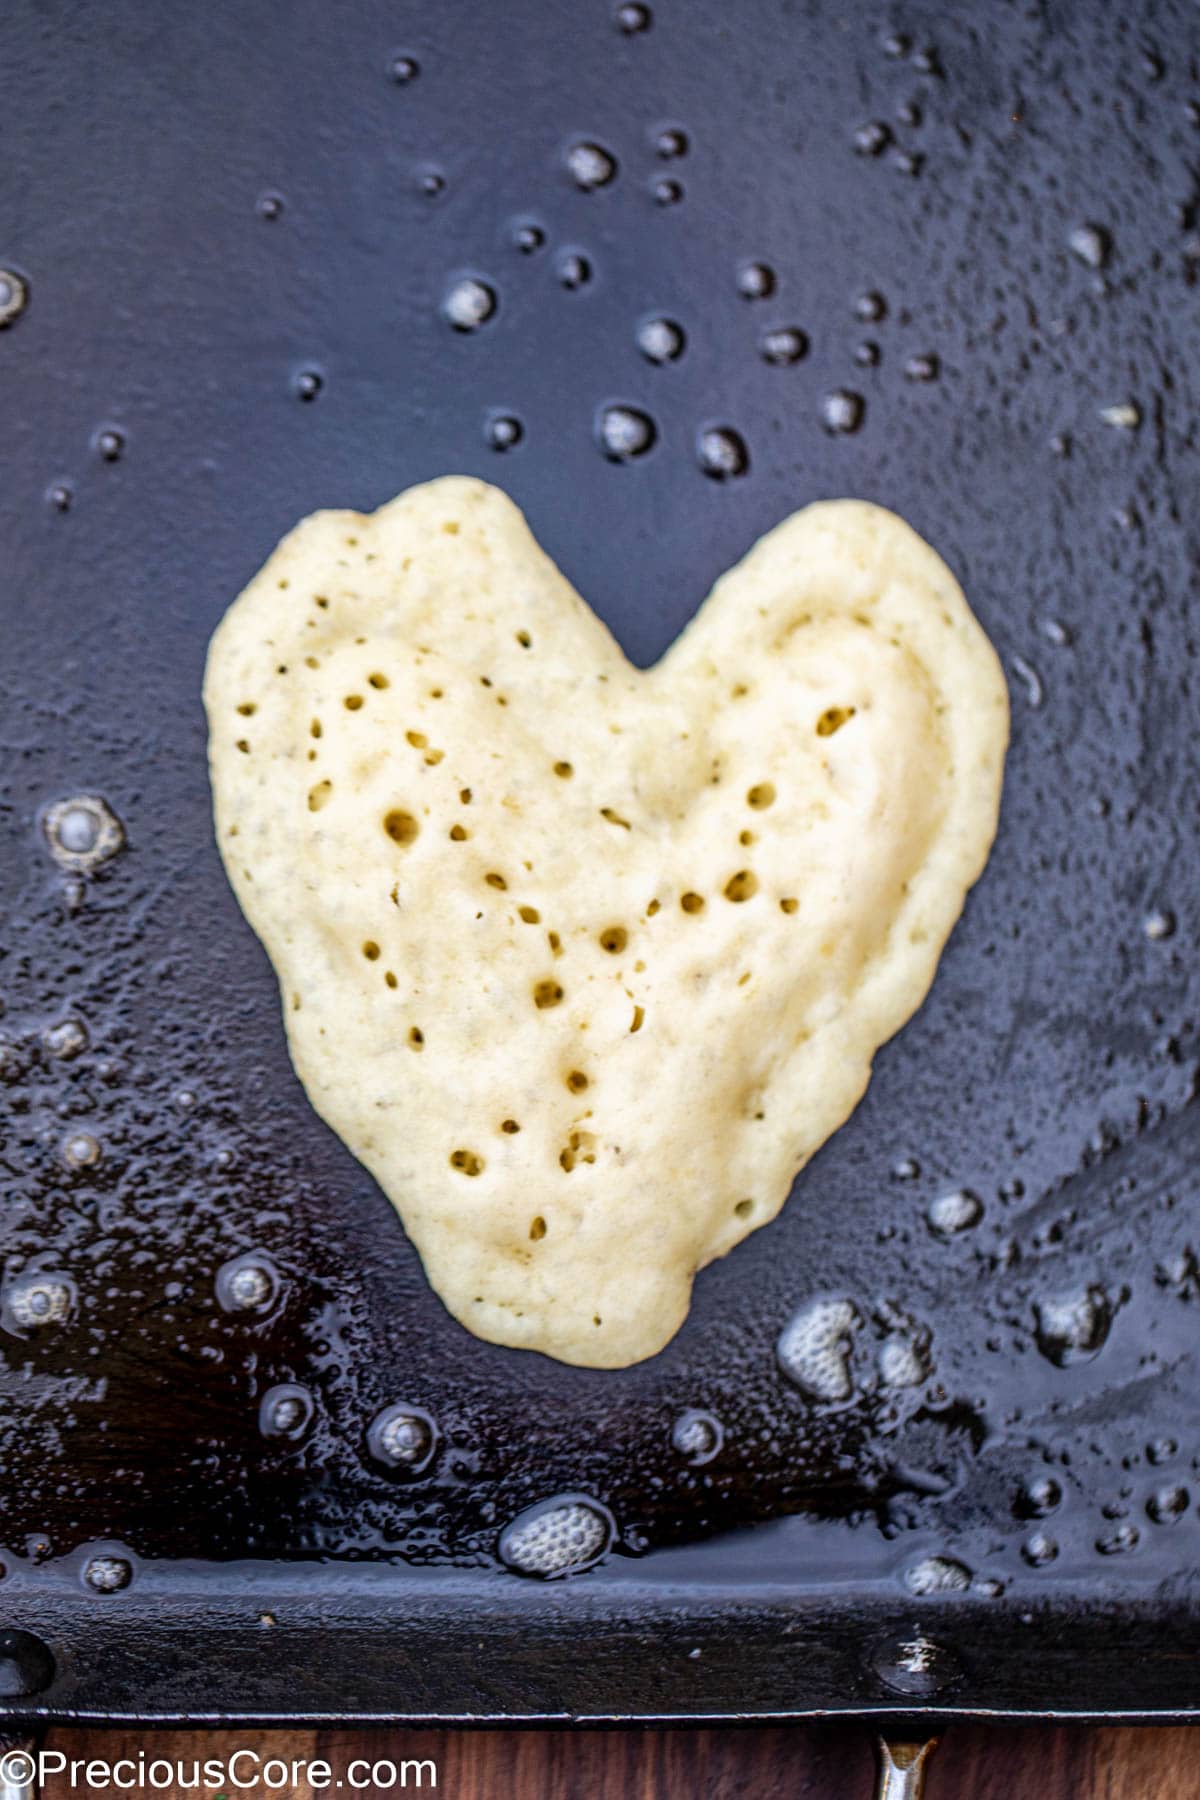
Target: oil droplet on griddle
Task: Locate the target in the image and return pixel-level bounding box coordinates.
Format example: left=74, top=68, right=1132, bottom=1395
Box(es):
left=893, top=1155, right=921, bottom=1180
left=256, top=191, right=284, bottom=221
left=651, top=176, right=683, bottom=205
left=696, top=425, right=749, bottom=479
left=904, top=352, right=940, bottom=381
left=905, top=1555, right=970, bottom=1594
left=1096, top=1521, right=1139, bottom=1556
left=927, top=1189, right=982, bottom=1236
left=1100, top=401, right=1140, bottom=430
left=43, top=1016, right=88, bottom=1060
left=871, top=1634, right=960, bottom=1698
left=671, top=1408, right=723, bottom=1465
left=1017, top=1474, right=1063, bottom=1518
left=47, top=481, right=73, bottom=512
left=5, top=1273, right=76, bottom=1331
left=512, top=221, right=545, bottom=254
left=61, top=1131, right=101, bottom=1170
left=46, top=796, right=113, bottom=860
left=854, top=120, right=892, bottom=156
left=760, top=326, right=808, bottom=364
left=820, top=390, right=865, bottom=433
left=636, top=316, right=685, bottom=363
left=736, top=261, right=775, bottom=299
left=855, top=341, right=880, bottom=367
left=1068, top=223, right=1110, bottom=269
left=1034, top=1285, right=1115, bottom=1366
left=597, top=405, right=656, bottom=461
left=485, top=412, right=523, bottom=451
left=655, top=127, right=688, bottom=158
left=443, top=277, right=497, bottom=331
left=259, top=1383, right=314, bottom=1441
left=558, top=251, right=592, bottom=290
left=1147, top=1484, right=1188, bottom=1523
left=1144, top=908, right=1176, bottom=941
left=94, top=427, right=125, bottom=462
left=1021, top=1531, right=1058, bottom=1566
left=565, top=141, right=618, bottom=191
left=615, top=3, right=652, bottom=33
left=367, top=1402, right=439, bottom=1473
left=293, top=367, right=323, bottom=401
left=0, top=268, right=29, bottom=326
left=83, top=1554, right=132, bottom=1593
left=1011, top=655, right=1044, bottom=708
left=878, top=1332, right=930, bottom=1388
left=776, top=1296, right=862, bottom=1401
left=499, top=1495, right=615, bottom=1578
left=855, top=291, right=887, bottom=322
left=418, top=166, right=446, bottom=199
left=389, top=53, right=419, bottom=84
left=215, top=1252, right=280, bottom=1315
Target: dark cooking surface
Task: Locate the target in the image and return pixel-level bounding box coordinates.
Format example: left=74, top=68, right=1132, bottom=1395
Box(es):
left=2, top=0, right=1200, bottom=1714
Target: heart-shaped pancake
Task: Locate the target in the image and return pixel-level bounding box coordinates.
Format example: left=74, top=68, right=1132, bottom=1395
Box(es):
left=205, top=479, right=1007, bottom=1367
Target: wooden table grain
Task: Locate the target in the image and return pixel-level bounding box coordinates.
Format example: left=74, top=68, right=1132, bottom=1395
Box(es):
left=34, top=1725, right=1200, bottom=1799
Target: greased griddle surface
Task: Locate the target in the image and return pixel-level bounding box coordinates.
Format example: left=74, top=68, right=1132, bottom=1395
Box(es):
left=1, top=0, right=1199, bottom=1609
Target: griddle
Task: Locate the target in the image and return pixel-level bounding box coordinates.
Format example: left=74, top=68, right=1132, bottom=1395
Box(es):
left=2, top=0, right=1200, bottom=1733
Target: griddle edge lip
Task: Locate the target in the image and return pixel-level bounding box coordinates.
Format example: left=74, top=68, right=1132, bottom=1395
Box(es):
left=1, top=1581, right=1197, bottom=1725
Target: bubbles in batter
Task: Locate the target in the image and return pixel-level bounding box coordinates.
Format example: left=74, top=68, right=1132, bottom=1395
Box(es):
left=776, top=1296, right=862, bottom=1401
left=500, top=1495, right=615, bottom=1577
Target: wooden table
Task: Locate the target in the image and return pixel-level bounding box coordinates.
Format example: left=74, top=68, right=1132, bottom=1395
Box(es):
left=34, top=1725, right=1200, bottom=1798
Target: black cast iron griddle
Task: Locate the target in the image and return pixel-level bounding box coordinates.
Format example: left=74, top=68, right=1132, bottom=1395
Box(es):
left=1, top=0, right=1200, bottom=1726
